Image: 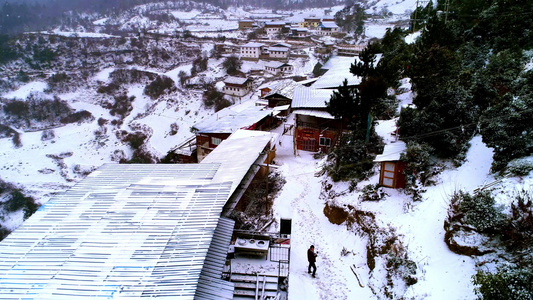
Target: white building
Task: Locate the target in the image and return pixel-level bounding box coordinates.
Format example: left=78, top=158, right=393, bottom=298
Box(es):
left=223, top=76, right=253, bottom=97
left=240, top=42, right=266, bottom=60
left=264, top=21, right=285, bottom=35
left=264, top=61, right=294, bottom=75
left=268, top=46, right=290, bottom=59
left=318, top=22, right=340, bottom=36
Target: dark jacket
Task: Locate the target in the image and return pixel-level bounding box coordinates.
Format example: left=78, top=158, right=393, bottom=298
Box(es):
left=307, top=248, right=317, bottom=263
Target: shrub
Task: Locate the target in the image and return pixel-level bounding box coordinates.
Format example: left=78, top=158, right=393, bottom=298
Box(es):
left=60, top=110, right=94, bottom=124
left=144, top=75, right=176, bottom=99
left=12, top=132, right=22, bottom=148
left=41, top=129, right=55, bottom=141
left=473, top=267, right=533, bottom=300
left=214, top=98, right=232, bottom=112
left=452, top=190, right=505, bottom=232
left=506, top=158, right=533, bottom=176
left=124, top=131, right=147, bottom=150
left=3, top=100, right=29, bottom=117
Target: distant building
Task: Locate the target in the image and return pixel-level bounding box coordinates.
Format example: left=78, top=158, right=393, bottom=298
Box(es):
left=223, top=76, right=253, bottom=97
left=290, top=27, right=309, bottom=38
left=238, top=19, right=254, bottom=30
left=336, top=44, right=366, bottom=56
left=240, top=42, right=266, bottom=60
left=264, top=61, right=294, bottom=75
left=268, top=46, right=290, bottom=59
left=264, top=21, right=285, bottom=35
left=303, top=16, right=322, bottom=28
left=318, top=22, right=340, bottom=36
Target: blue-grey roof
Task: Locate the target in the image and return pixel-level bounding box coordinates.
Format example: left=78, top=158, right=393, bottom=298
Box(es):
left=0, top=163, right=234, bottom=299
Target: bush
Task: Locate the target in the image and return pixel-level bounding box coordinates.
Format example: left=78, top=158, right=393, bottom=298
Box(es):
left=506, top=158, right=533, bottom=176
left=124, top=131, right=147, bottom=150
left=144, top=75, right=176, bottom=100
left=41, top=129, right=55, bottom=141
left=473, top=267, right=533, bottom=300
left=60, top=110, right=94, bottom=124
left=452, top=190, right=505, bottom=232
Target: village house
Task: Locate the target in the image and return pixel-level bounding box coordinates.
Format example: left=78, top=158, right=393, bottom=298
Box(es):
left=263, top=80, right=297, bottom=107
left=374, top=141, right=407, bottom=188
left=191, top=105, right=277, bottom=162
left=317, top=21, right=340, bottom=36
left=303, top=16, right=322, bottom=28
left=264, top=61, right=293, bottom=75
left=336, top=44, right=366, bottom=56
left=267, top=46, right=290, bottom=59
left=222, top=76, right=253, bottom=97
left=238, top=19, right=255, bottom=30
left=263, top=21, right=285, bottom=35
left=290, top=27, right=309, bottom=38
left=291, top=86, right=345, bottom=153
left=240, top=42, right=266, bottom=60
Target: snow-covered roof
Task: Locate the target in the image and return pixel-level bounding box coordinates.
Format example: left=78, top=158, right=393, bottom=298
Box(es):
left=374, top=140, right=407, bottom=162
left=292, top=108, right=335, bottom=119
left=291, top=86, right=334, bottom=109
left=0, top=163, right=234, bottom=299
left=265, top=21, right=286, bottom=26
left=264, top=79, right=301, bottom=99
left=241, top=42, right=265, bottom=48
left=192, top=106, right=274, bottom=133
left=321, top=55, right=359, bottom=70
left=271, top=42, right=291, bottom=48
left=265, top=61, right=289, bottom=69
left=202, top=129, right=279, bottom=197
left=268, top=46, right=289, bottom=52
left=239, top=19, right=254, bottom=22
left=224, top=76, right=250, bottom=85
left=291, top=28, right=309, bottom=32
left=320, top=22, right=339, bottom=29
left=312, top=65, right=362, bottom=89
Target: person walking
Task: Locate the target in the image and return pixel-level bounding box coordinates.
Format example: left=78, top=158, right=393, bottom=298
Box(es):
left=307, top=245, right=317, bottom=277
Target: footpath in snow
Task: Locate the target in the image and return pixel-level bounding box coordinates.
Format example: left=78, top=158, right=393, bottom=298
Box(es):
left=271, top=114, right=495, bottom=299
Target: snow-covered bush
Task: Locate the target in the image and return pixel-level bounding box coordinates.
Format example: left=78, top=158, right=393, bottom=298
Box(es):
left=506, top=158, right=533, bottom=176
left=360, top=184, right=388, bottom=201
left=473, top=266, right=533, bottom=300
left=41, top=129, right=55, bottom=141
left=455, top=191, right=504, bottom=232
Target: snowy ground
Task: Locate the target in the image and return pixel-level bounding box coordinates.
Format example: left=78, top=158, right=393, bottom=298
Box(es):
left=265, top=86, right=514, bottom=299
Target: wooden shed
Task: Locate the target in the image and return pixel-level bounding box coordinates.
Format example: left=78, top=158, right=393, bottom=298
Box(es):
left=374, top=141, right=407, bottom=188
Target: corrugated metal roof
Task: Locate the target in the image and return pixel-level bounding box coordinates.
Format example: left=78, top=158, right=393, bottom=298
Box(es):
left=321, top=56, right=360, bottom=70
left=292, top=108, right=335, bottom=119
left=196, top=217, right=235, bottom=300
left=374, top=141, right=406, bottom=162
left=201, top=130, right=279, bottom=198
left=264, top=80, right=300, bottom=100
left=291, top=86, right=334, bottom=109
left=192, top=106, right=274, bottom=134
left=0, top=164, right=233, bottom=299
left=312, top=65, right=362, bottom=89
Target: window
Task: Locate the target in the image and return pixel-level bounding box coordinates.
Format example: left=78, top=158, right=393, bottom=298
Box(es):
left=319, top=137, right=331, bottom=147
left=212, top=137, right=222, bottom=145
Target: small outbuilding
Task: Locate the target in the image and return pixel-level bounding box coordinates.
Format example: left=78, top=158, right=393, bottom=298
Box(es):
left=374, top=141, right=407, bottom=188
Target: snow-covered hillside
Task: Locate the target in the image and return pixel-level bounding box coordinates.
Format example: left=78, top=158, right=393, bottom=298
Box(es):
left=4, top=0, right=526, bottom=299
